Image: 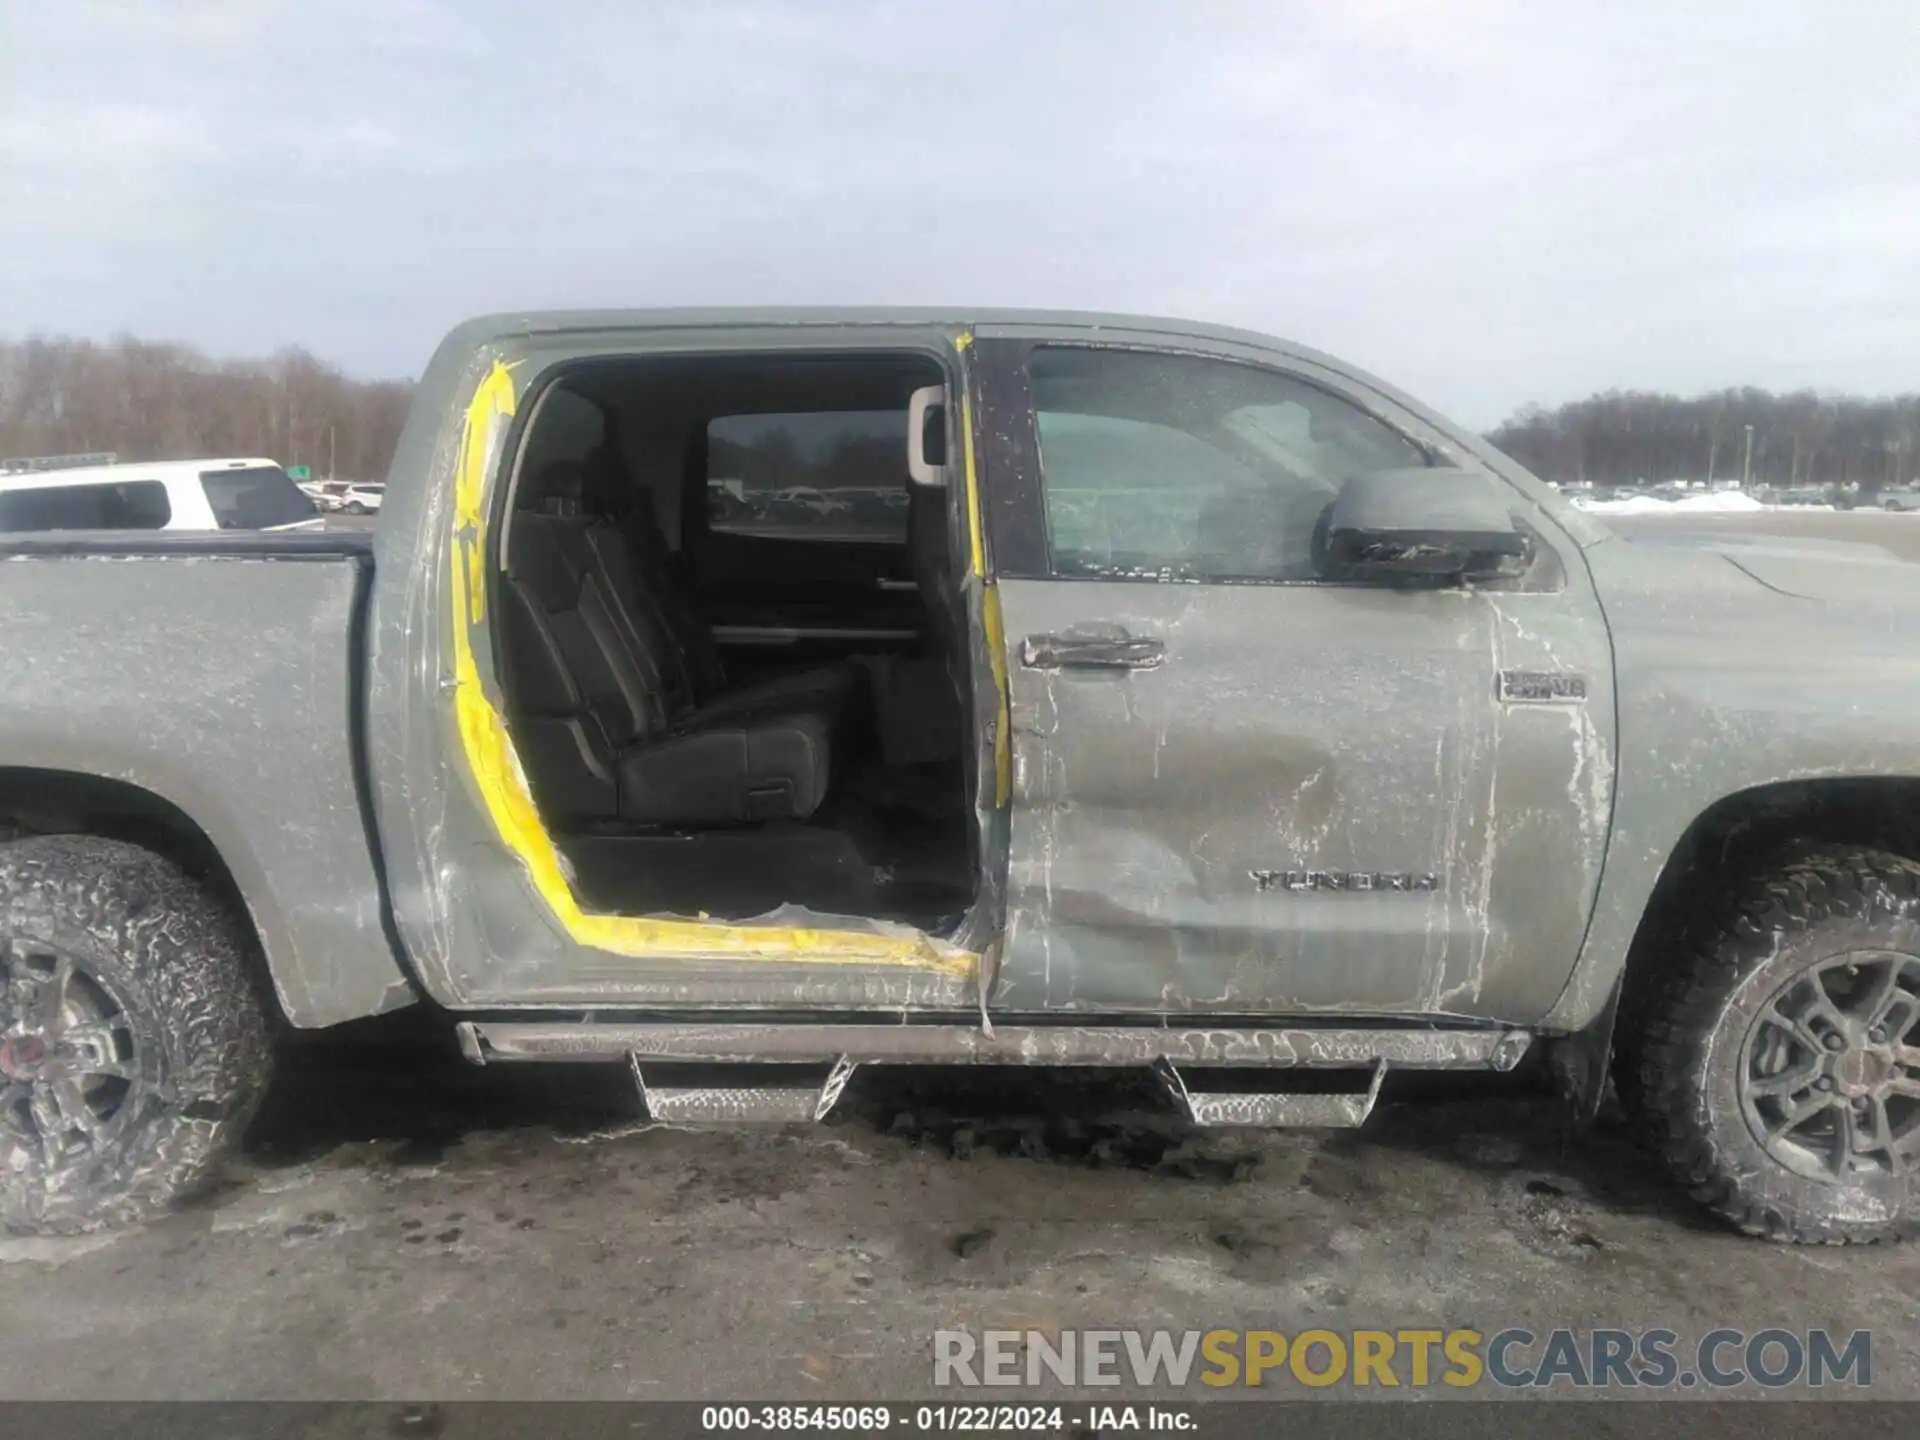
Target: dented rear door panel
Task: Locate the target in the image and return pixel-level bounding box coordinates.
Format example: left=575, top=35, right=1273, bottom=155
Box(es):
left=974, top=327, right=1617, bottom=1023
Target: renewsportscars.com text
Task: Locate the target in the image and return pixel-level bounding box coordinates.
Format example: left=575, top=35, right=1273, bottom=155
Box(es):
left=933, top=1327, right=1871, bottom=1391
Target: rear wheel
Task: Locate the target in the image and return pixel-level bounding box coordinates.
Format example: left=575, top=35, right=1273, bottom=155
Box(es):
left=0, top=837, right=272, bottom=1234
left=1629, top=846, right=1920, bottom=1243
left=345, top=501, right=366, bottom=515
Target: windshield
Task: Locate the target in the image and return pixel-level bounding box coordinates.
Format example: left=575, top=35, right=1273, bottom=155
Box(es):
left=200, top=466, right=319, bottom=529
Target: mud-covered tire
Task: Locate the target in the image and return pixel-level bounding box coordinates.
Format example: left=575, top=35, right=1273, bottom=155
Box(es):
left=0, top=836, right=273, bottom=1234
left=1631, top=845, right=1920, bottom=1243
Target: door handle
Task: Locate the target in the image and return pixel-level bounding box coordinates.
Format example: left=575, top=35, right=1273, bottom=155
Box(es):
left=875, top=577, right=919, bottom=592
left=1020, top=632, right=1165, bottom=671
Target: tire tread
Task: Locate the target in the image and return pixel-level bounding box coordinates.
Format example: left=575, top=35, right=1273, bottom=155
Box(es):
left=1633, top=843, right=1920, bottom=1244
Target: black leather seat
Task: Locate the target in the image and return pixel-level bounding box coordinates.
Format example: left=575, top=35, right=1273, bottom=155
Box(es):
left=580, top=446, right=863, bottom=722
left=501, top=468, right=833, bottom=828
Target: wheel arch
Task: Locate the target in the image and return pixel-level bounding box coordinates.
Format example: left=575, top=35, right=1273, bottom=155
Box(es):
left=0, top=765, right=416, bottom=1028
left=1548, top=776, right=1920, bottom=1119
left=1617, top=778, right=1920, bottom=1002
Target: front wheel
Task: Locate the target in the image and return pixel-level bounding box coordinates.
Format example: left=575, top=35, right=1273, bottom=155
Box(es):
left=1629, top=846, right=1920, bottom=1243
left=0, top=837, right=273, bottom=1234
left=345, top=502, right=366, bottom=515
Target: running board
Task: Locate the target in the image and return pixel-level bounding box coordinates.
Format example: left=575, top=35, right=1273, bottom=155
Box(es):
left=458, top=1020, right=1530, bottom=1071
left=1154, top=1057, right=1387, bottom=1128
left=458, top=1020, right=1528, bottom=1131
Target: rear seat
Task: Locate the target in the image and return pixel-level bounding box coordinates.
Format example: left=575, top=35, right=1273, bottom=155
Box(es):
left=501, top=466, right=833, bottom=828
left=580, top=446, right=864, bottom=723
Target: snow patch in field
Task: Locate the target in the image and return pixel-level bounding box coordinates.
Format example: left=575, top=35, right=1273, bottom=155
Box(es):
left=1572, top=492, right=1828, bottom=515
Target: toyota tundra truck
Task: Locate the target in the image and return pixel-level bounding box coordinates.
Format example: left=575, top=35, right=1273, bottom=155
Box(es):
left=4, top=308, right=1919, bottom=1243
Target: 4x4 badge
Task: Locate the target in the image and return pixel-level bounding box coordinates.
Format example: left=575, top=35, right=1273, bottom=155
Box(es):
left=1498, top=670, right=1587, bottom=704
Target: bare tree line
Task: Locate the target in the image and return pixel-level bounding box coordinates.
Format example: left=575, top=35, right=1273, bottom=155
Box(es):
left=0, top=336, right=415, bottom=482
left=1488, top=389, right=1920, bottom=492
left=7, top=334, right=1917, bottom=499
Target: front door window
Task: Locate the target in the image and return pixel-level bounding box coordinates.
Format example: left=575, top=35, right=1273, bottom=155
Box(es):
left=1029, top=346, right=1427, bottom=582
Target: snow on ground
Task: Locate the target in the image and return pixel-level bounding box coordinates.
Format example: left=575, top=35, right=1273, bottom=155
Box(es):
left=1570, top=491, right=1831, bottom=515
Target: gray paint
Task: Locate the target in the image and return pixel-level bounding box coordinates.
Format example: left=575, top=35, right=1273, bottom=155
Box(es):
left=1542, top=532, right=1920, bottom=1029
left=0, top=552, right=408, bottom=1027
left=993, top=573, right=1615, bottom=1023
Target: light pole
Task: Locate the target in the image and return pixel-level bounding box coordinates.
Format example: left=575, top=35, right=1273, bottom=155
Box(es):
left=1742, top=424, right=1755, bottom=490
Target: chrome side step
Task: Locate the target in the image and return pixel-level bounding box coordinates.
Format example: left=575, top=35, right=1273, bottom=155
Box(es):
left=1154, top=1057, right=1388, bottom=1128
left=459, top=1020, right=1530, bottom=1071
left=629, top=1054, right=858, bottom=1125
left=456, top=1020, right=1530, bottom=1132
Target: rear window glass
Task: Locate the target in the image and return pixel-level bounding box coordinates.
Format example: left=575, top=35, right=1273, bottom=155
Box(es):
left=707, top=411, right=909, bottom=542
left=200, top=466, right=318, bottom=529
left=0, top=480, right=171, bottom=532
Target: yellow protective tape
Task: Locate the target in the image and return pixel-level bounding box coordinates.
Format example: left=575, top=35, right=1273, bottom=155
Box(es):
left=446, top=359, right=975, bottom=976
left=952, top=350, right=1013, bottom=809
left=982, top=586, right=1012, bottom=807
left=959, top=393, right=987, bottom=579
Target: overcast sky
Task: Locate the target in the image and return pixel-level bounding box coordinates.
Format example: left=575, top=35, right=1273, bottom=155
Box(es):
left=2, top=0, right=1914, bottom=426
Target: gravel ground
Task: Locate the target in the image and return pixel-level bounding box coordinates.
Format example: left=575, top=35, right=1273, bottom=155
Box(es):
left=0, top=1014, right=1915, bottom=1402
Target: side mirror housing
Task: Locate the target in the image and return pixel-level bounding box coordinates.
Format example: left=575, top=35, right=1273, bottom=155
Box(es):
left=1317, top=467, right=1529, bottom=582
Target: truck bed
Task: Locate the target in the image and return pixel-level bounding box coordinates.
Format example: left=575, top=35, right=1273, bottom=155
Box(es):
left=0, top=527, right=411, bottom=1025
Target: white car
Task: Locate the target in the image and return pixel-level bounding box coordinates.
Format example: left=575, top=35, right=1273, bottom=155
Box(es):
left=0, top=458, right=323, bottom=534
left=338, top=483, right=385, bottom=515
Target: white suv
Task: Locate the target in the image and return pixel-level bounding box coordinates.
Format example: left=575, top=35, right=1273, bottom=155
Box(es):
left=339, top=483, right=385, bottom=515
left=0, top=458, right=323, bottom=533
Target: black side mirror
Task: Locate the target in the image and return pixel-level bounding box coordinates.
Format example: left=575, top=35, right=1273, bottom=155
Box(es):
left=1316, top=467, right=1529, bottom=584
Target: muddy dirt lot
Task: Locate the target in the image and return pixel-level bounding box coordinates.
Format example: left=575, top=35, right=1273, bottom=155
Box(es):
left=5, top=510, right=1920, bottom=1405
left=0, top=1014, right=1917, bottom=1402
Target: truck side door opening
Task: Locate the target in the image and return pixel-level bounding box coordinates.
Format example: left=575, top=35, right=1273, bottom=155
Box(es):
left=489, top=351, right=979, bottom=933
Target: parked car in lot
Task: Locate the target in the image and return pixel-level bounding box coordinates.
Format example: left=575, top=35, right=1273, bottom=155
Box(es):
left=0, top=457, right=321, bottom=534
left=339, top=482, right=385, bottom=514
left=4, top=308, right=1920, bottom=1245
left=1881, top=486, right=1920, bottom=512
left=297, top=479, right=356, bottom=512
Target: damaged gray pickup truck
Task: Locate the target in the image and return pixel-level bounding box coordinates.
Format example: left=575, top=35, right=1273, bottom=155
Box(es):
left=6, top=309, right=1920, bottom=1244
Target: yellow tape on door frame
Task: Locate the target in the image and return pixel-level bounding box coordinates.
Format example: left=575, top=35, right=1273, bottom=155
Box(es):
left=445, top=358, right=975, bottom=975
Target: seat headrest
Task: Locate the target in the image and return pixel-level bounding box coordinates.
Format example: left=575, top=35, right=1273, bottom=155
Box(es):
left=580, top=446, right=629, bottom=512
left=530, top=459, right=587, bottom=516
